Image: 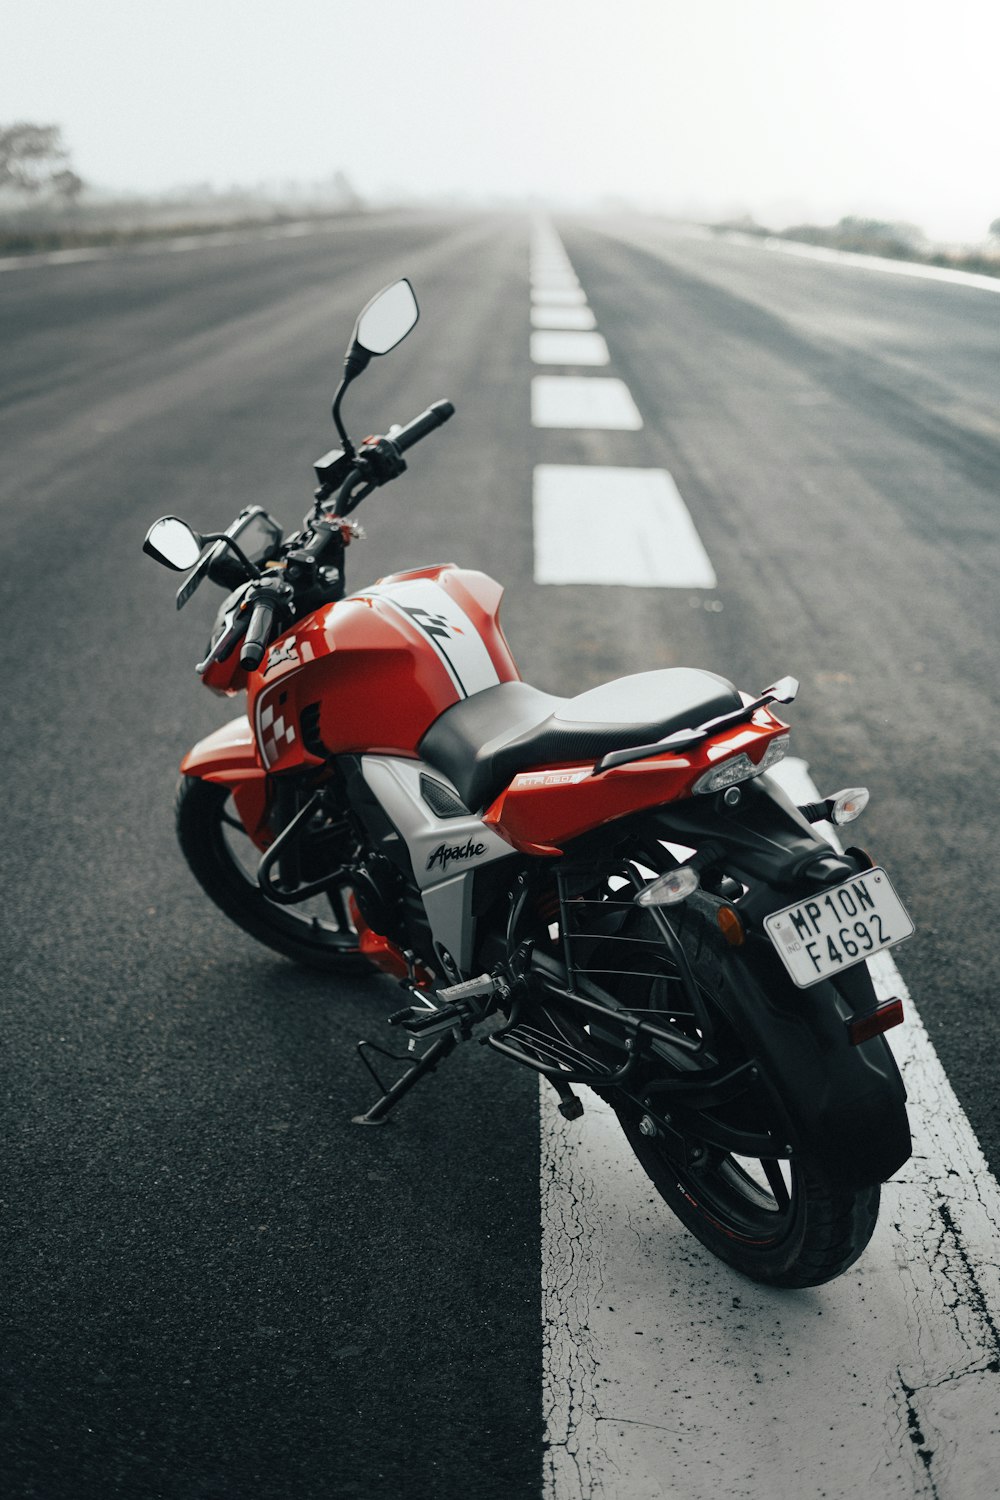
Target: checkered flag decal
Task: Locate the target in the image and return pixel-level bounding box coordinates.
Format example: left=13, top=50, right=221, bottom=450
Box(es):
left=259, top=701, right=296, bottom=767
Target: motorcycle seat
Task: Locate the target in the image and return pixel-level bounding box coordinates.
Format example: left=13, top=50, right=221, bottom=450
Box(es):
left=418, top=668, right=742, bottom=813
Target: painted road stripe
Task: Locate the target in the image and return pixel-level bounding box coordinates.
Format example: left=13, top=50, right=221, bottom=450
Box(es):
left=531, top=377, right=642, bottom=430
left=542, top=756, right=1000, bottom=1500
left=532, top=285, right=588, bottom=306
left=533, top=465, right=716, bottom=587
left=531, top=275, right=578, bottom=291
left=0, top=216, right=366, bottom=272
left=531, top=251, right=574, bottom=267
left=531, top=305, right=597, bottom=330
left=531, top=330, right=610, bottom=366
left=531, top=259, right=574, bottom=275
left=720, top=229, right=1000, bottom=294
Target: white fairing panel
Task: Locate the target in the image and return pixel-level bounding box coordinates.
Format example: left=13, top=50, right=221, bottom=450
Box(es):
left=357, top=579, right=501, bottom=699
left=361, top=756, right=515, bottom=972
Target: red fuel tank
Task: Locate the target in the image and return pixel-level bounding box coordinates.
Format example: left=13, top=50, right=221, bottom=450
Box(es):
left=243, top=564, right=520, bottom=774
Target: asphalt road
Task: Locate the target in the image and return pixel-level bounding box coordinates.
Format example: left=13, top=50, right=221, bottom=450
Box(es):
left=2, top=211, right=998, bottom=1500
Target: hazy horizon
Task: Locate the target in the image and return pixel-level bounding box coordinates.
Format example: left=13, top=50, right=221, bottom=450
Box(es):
left=5, top=0, right=999, bottom=244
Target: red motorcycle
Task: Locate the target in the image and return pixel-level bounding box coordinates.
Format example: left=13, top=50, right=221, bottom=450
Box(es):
left=144, top=277, right=914, bottom=1286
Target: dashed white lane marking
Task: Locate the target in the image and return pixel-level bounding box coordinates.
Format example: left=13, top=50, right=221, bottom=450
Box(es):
left=542, top=757, right=1000, bottom=1500
left=531, top=280, right=578, bottom=294
left=531, top=305, right=597, bottom=330
left=531, top=376, right=643, bottom=430
left=532, top=285, right=589, bottom=306
left=529, top=224, right=716, bottom=591
left=533, top=465, right=716, bottom=587
left=531, top=330, right=610, bottom=366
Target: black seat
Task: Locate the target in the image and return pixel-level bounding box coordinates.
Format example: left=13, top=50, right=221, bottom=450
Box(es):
left=418, top=668, right=741, bottom=812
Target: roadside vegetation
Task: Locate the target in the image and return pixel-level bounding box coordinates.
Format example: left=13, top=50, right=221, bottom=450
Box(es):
left=4, top=121, right=999, bottom=276
left=711, top=213, right=1000, bottom=279
left=0, top=121, right=363, bottom=257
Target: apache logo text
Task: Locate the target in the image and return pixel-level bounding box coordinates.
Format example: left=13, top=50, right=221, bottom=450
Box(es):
left=426, top=838, right=487, bottom=873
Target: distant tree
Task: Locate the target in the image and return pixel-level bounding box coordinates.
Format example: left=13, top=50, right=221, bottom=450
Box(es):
left=331, top=170, right=362, bottom=208
left=0, top=123, right=84, bottom=198
left=837, top=216, right=925, bottom=248
left=990, top=217, right=1000, bottom=240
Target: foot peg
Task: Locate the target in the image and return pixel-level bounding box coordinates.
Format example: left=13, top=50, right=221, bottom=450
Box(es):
left=354, top=949, right=534, bottom=1126
left=389, top=973, right=497, bottom=1039
left=437, top=973, right=498, bottom=1003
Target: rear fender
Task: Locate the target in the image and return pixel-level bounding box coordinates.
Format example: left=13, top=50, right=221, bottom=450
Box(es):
left=688, top=894, right=910, bottom=1190
left=655, top=771, right=848, bottom=893
left=179, top=716, right=270, bottom=844
left=653, top=774, right=912, bottom=1183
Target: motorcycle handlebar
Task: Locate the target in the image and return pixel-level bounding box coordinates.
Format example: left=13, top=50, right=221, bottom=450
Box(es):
left=240, top=595, right=281, bottom=671
left=331, top=400, right=454, bottom=516
left=392, top=400, right=455, bottom=452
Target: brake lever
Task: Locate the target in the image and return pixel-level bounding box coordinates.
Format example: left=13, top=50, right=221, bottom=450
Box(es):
left=196, top=614, right=248, bottom=675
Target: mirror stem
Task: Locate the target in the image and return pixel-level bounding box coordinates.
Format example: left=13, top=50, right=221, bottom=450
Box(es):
left=330, top=341, right=373, bottom=455
left=331, top=378, right=356, bottom=458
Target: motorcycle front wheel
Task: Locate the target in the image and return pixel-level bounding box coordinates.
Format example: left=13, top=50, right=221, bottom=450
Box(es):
left=175, top=775, right=369, bottom=975
left=607, top=906, right=880, bottom=1287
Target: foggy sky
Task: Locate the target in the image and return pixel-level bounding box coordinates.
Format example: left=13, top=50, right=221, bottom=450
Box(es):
left=5, top=0, right=999, bottom=241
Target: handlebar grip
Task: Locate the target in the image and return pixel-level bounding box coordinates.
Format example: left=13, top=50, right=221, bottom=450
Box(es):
left=393, top=400, right=455, bottom=453
left=240, top=597, right=279, bottom=671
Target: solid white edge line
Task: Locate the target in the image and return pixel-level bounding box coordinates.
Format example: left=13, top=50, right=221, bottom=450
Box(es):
left=0, top=216, right=359, bottom=271
left=720, top=229, right=1000, bottom=293
left=541, top=757, right=1000, bottom=1499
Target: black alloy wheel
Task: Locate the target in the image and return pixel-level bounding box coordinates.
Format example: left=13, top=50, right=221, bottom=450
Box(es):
left=606, top=904, right=880, bottom=1287
left=175, top=775, right=370, bottom=974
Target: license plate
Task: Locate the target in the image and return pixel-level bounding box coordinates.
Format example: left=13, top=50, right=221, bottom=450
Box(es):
left=764, top=867, right=914, bottom=988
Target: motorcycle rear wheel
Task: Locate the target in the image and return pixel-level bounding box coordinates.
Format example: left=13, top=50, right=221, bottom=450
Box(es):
left=175, top=775, right=370, bottom=975
left=609, top=907, right=880, bottom=1287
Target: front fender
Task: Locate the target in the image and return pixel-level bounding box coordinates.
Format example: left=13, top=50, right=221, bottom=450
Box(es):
left=180, top=716, right=270, bottom=844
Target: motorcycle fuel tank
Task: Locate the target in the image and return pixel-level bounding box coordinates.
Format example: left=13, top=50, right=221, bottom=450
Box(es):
left=245, top=564, right=520, bottom=774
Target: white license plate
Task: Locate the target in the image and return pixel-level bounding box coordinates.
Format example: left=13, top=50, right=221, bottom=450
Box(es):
left=764, top=867, right=914, bottom=988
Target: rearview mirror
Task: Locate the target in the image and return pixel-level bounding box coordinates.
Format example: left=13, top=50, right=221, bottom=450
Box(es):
left=353, top=278, right=419, bottom=356
left=331, top=278, right=420, bottom=455
left=143, top=516, right=205, bottom=571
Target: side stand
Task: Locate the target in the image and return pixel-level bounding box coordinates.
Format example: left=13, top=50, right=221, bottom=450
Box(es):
left=351, top=1032, right=459, bottom=1126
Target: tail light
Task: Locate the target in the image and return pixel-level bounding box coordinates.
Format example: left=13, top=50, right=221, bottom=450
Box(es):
left=847, top=997, right=904, bottom=1046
